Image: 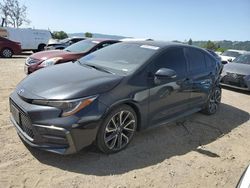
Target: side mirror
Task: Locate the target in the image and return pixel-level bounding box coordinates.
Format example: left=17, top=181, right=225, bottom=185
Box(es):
left=221, top=61, right=228, bottom=65
left=154, top=68, right=177, bottom=85
left=228, top=58, right=232, bottom=62
left=155, top=68, right=177, bottom=79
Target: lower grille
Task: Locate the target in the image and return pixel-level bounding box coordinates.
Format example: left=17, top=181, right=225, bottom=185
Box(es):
left=10, top=100, right=34, bottom=139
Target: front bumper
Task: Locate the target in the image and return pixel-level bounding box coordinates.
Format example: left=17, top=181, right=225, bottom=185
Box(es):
left=9, top=91, right=106, bottom=154
left=220, top=73, right=250, bottom=91
left=10, top=115, right=77, bottom=154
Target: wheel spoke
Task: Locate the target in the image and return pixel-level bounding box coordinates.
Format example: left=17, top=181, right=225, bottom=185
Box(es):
left=105, top=125, right=116, bottom=133
left=121, top=112, right=130, bottom=125
left=123, top=120, right=135, bottom=131
left=105, top=133, right=117, bottom=143
left=117, top=133, right=123, bottom=149
left=121, top=133, right=129, bottom=145
left=109, top=135, right=118, bottom=149
left=119, top=111, right=124, bottom=125
left=111, top=117, right=118, bottom=128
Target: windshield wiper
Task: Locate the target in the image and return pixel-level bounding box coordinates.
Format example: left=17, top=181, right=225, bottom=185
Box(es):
left=84, top=64, right=113, bottom=74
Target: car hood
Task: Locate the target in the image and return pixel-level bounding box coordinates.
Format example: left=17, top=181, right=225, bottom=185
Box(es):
left=30, top=50, right=84, bottom=61
left=16, top=62, right=123, bottom=100
left=223, top=63, right=250, bottom=75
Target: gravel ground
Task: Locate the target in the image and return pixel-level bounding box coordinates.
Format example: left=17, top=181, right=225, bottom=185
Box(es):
left=0, top=55, right=249, bottom=188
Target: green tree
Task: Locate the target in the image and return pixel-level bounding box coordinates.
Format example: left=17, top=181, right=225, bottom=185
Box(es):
left=203, top=40, right=217, bottom=50
left=85, top=32, right=93, bottom=38
left=0, top=0, right=30, bottom=28
left=52, top=31, right=68, bottom=40
left=188, top=38, right=193, bottom=45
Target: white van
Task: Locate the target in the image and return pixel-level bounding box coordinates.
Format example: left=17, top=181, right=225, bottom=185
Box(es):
left=0, top=27, right=51, bottom=51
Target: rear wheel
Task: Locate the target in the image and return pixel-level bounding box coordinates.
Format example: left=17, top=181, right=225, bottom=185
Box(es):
left=202, top=86, right=221, bottom=115
left=38, top=44, right=46, bottom=51
left=1, top=48, right=13, bottom=58
left=96, top=105, right=137, bottom=154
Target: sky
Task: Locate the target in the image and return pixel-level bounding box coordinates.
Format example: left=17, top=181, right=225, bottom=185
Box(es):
left=12, top=0, right=250, bottom=41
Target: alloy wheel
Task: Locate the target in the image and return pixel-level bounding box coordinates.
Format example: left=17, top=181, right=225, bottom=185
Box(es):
left=104, top=110, right=136, bottom=151
left=208, top=88, right=221, bottom=114
left=2, top=49, right=13, bottom=58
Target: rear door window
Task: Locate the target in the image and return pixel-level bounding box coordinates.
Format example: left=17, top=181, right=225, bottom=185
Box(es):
left=204, top=54, right=216, bottom=68
left=185, top=48, right=206, bottom=73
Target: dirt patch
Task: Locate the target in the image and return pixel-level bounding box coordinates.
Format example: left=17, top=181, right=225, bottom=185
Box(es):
left=0, top=56, right=249, bottom=188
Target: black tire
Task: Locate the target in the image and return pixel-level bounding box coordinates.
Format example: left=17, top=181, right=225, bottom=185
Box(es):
left=38, top=44, right=46, bottom=51
left=96, top=105, right=137, bottom=154
left=202, top=86, right=221, bottom=115
left=1, top=48, right=13, bottom=58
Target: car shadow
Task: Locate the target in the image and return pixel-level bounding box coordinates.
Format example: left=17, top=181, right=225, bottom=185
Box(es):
left=28, top=103, right=249, bottom=176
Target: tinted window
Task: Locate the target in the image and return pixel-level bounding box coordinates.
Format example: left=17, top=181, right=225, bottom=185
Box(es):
left=154, top=48, right=187, bottom=75
left=186, top=48, right=206, bottom=72
left=205, top=54, right=215, bottom=67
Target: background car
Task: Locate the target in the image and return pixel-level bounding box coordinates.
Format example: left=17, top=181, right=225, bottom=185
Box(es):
left=0, top=37, right=21, bottom=58
left=220, top=52, right=250, bottom=90
left=44, top=37, right=85, bottom=50
left=10, top=41, right=222, bottom=154
left=220, top=49, right=246, bottom=64
left=25, top=38, right=119, bottom=74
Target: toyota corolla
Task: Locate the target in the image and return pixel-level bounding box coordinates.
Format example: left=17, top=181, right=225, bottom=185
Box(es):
left=10, top=41, right=222, bottom=154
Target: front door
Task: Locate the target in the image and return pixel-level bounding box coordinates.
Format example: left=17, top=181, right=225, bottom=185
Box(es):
left=148, top=47, right=192, bottom=126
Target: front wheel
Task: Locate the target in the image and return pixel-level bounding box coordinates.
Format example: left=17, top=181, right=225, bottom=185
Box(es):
left=96, top=105, right=137, bottom=154
left=202, top=86, right=221, bottom=115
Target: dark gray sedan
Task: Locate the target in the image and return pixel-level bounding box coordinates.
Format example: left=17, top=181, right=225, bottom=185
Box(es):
left=220, top=52, right=250, bottom=91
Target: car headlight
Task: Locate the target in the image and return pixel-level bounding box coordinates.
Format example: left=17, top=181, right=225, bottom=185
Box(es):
left=32, top=96, right=97, bottom=117
left=40, top=57, right=62, bottom=67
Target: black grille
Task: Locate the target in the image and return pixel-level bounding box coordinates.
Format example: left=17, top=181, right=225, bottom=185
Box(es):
left=10, top=100, right=34, bottom=138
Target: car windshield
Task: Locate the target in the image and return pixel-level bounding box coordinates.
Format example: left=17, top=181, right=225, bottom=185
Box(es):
left=79, top=43, right=159, bottom=75
left=64, top=40, right=97, bottom=52
left=233, top=54, right=250, bottom=65
left=221, top=51, right=240, bottom=58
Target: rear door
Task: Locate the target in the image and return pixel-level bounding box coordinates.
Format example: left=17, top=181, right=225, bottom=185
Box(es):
left=148, top=47, right=192, bottom=126
left=184, top=48, right=214, bottom=107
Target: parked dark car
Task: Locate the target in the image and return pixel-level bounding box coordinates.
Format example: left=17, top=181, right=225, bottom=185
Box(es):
left=10, top=41, right=222, bottom=154
left=25, top=38, right=119, bottom=74
left=0, top=37, right=21, bottom=58
left=220, top=52, right=250, bottom=91
left=45, top=37, right=86, bottom=50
